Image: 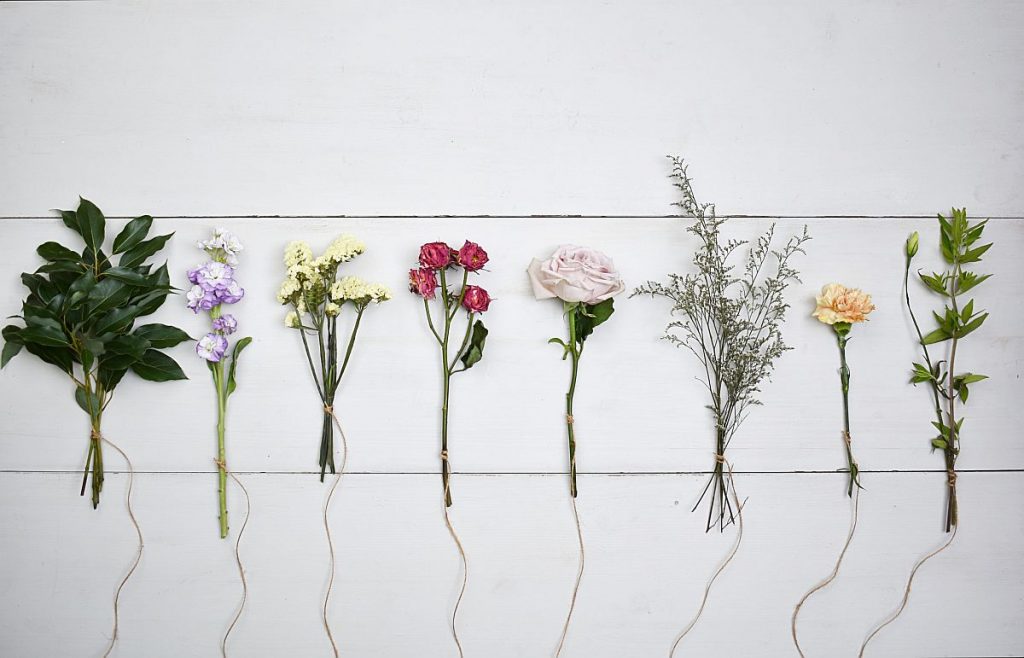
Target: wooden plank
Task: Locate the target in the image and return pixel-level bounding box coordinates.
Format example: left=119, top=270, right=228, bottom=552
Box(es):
left=1, top=217, right=1020, bottom=475
left=0, top=471, right=1020, bottom=657
left=1, top=0, right=1022, bottom=217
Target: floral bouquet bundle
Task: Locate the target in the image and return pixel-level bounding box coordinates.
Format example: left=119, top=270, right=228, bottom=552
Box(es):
left=185, top=228, right=252, bottom=538
left=278, top=235, right=391, bottom=479
left=2, top=199, right=189, bottom=507
left=527, top=244, right=623, bottom=656
left=792, top=283, right=874, bottom=656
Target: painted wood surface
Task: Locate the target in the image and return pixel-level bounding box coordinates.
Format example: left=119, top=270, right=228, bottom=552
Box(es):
left=2, top=1, right=1023, bottom=657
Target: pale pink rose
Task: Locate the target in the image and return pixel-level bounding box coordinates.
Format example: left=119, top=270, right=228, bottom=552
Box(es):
left=527, top=245, right=624, bottom=304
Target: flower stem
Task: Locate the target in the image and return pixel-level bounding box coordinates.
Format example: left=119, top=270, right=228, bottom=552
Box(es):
left=835, top=329, right=859, bottom=497
left=214, top=361, right=229, bottom=538
left=565, top=309, right=580, bottom=498
left=439, top=268, right=453, bottom=507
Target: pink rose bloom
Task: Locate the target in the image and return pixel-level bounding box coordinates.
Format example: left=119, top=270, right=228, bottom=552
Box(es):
left=408, top=267, right=438, bottom=299
left=461, top=285, right=491, bottom=313
left=456, top=241, right=489, bottom=272
left=419, top=242, right=454, bottom=270
left=527, top=245, right=624, bottom=304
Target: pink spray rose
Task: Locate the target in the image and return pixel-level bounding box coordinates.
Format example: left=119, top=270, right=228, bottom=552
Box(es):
left=461, top=285, right=491, bottom=313
left=456, top=241, right=489, bottom=272
left=527, top=245, right=625, bottom=304
left=408, top=267, right=439, bottom=299
left=419, top=242, right=454, bottom=270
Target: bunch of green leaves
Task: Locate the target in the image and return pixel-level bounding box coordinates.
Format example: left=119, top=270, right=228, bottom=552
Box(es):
left=2, top=198, right=190, bottom=507
left=634, top=157, right=810, bottom=531
left=904, top=208, right=991, bottom=531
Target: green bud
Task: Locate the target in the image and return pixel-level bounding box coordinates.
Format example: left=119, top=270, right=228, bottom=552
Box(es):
left=906, top=231, right=919, bottom=258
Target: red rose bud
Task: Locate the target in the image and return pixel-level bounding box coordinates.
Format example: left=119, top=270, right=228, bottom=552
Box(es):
left=408, top=267, right=438, bottom=299
left=419, top=242, right=454, bottom=270
left=461, top=285, right=491, bottom=313
left=456, top=241, right=489, bottom=271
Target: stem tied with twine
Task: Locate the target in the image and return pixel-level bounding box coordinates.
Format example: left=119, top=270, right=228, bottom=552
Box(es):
left=669, top=455, right=745, bottom=657
left=97, top=432, right=143, bottom=658
left=213, top=458, right=252, bottom=658
left=441, top=450, right=468, bottom=658
left=321, top=404, right=350, bottom=658
left=858, top=498, right=959, bottom=657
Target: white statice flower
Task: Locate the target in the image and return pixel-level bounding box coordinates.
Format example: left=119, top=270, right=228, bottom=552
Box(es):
left=284, top=310, right=301, bottom=328
left=323, top=235, right=366, bottom=264
left=325, top=302, right=341, bottom=316
left=284, top=241, right=313, bottom=267
left=199, top=228, right=244, bottom=265
left=365, top=283, right=392, bottom=303
left=276, top=278, right=300, bottom=304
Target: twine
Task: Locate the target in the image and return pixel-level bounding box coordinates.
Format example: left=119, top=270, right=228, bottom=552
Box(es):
left=442, top=451, right=468, bottom=658
left=791, top=484, right=861, bottom=657
left=321, top=404, right=348, bottom=658
left=98, top=434, right=143, bottom=658
left=668, top=456, right=745, bottom=657
left=565, top=414, right=574, bottom=425
left=842, top=430, right=852, bottom=445
left=947, top=472, right=957, bottom=487
left=214, top=459, right=252, bottom=658
left=554, top=496, right=585, bottom=658
left=858, top=521, right=959, bottom=656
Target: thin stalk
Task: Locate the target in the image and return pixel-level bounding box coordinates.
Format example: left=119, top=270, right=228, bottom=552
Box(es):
left=213, top=361, right=229, bottom=538
left=944, top=264, right=961, bottom=532
left=439, top=268, right=454, bottom=507
left=565, top=309, right=580, bottom=498
left=903, top=260, right=944, bottom=427
left=836, top=330, right=859, bottom=497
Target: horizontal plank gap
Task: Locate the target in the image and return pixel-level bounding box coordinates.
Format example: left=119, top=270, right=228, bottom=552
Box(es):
left=2, top=214, right=1023, bottom=221
left=1, top=468, right=1021, bottom=476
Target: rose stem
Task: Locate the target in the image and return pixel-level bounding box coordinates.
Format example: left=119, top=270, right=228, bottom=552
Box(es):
left=438, top=268, right=453, bottom=507
left=565, top=308, right=580, bottom=498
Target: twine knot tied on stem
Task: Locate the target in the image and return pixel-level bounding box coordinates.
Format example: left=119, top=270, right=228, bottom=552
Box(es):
left=714, top=453, right=726, bottom=464
left=842, top=430, right=852, bottom=445
left=566, top=414, right=574, bottom=425
left=947, top=471, right=958, bottom=487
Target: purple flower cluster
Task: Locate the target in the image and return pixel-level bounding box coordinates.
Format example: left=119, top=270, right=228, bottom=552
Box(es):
left=186, top=262, right=245, bottom=313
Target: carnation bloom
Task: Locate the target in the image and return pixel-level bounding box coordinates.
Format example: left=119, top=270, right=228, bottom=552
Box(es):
left=527, top=245, right=625, bottom=304
left=461, top=285, right=491, bottom=313
left=456, top=241, right=489, bottom=271
left=196, top=332, right=229, bottom=362
left=813, top=283, right=875, bottom=325
left=409, top=267, right=438, bottom=299
left=419, top=242, right=454, bottom=270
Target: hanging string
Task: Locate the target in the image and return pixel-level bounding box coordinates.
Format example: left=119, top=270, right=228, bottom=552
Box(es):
left=98, top=433, right=143, bottom=658
left=321, top=404, right=349, bottom=658
left=791, top=479, right=861, bottom=657
left=668, top=455, right=745, bottom=657
left=440, top=449, right=467, bottom=658
left=858, top=522, right=959, bottom=656
left=214, top=459, right=252, bottom=658
left=554, top=495, right=585, bottom=658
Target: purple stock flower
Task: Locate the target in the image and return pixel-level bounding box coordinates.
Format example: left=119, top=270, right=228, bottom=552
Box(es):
left=215, top=280, right=245, bottom=305
left=212, top=314, right=238, bottom=335
left=186, top=284, right=218, bottom=313
left=199, top=262, right=235, bottom=290
left=196, top=332, right=229, bottom=362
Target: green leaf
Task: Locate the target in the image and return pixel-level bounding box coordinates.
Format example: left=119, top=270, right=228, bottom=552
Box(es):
left=101, top=334, right=150, bottom=370
left=22, top=342, right=74, bottom=374
left=130, top=349, right=187, bottom=382
left=131, top=288, right=171, bottom=318
left=94, top=305, right=141, bottom=335
left=957, top=373, right=988, bottom=385
left=931, top=438, right=948, bottom=451
left=36, top=261, right=84, bottom=275
left=86, top=278, right=131, bottom=316
left=111, top=215, right=153, bottom=254
left=920, top=327, right=950, bottom=345
left=59, top=210, right=79, bottom=234
left=576, top=298, right=615, bottom=343
left=961, top=242, right=992, bottom=263
left=74, top=386, right=102, bottom=415
left=459, top=320, right=488, bottom=370
left=98, top=365, right=129, bottom=391
left=133, top=323, right=191, bottom=349
left=76, top=198, right=106, bottom=255
left=1, top=325, right=24, bottom=368
left=547, top=336, right=571, bottom=360
left=19, top=325, right=70, bottom=347
left=64, top=271, right=97, bottom=311
left=958, top=312, right=988, bottom=338
left=118, top=233, right=173, bottom=269
left=226, top=336, right=253, bottom=397
left=960, top=299, right=974, bottom=321
left=959, top=384, right=970, bottom=403
left=958, top=272, right=992, bottom=294
left=37, top=241, right=82, bottom=263
left=102, top=266, right=165, bottom=288
left=918, top=272, right=948, bottom=296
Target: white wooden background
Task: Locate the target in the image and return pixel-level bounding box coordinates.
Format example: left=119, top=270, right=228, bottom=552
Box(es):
left=1, top=2, right=1023, bottom=657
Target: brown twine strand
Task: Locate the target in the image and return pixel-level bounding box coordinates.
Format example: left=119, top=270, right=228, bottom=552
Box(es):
left=322, top=404, right=348, bottom=658
left=791, top=483, right=861, bottom=657
left=554, top=495, right=585, bottom=658
left=668, top=457, right=745, bottom=657
left=842, top=430, right=852, bottom=445
left=98, top=435, right=143, bottom=658
left=858, top=522, right=959, bottom=657
left=442, top=452, right=467, bottom=658
left=565, top=414, right=574, bottom=425
left=947, top=472, right=957, bottom=487
left=214, top=459, right=252, bottom=658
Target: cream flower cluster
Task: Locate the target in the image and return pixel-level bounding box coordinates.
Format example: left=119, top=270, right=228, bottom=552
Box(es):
left=330, top=276, right=392, bottom=304
left=321, top=235, right=366, bottom=264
